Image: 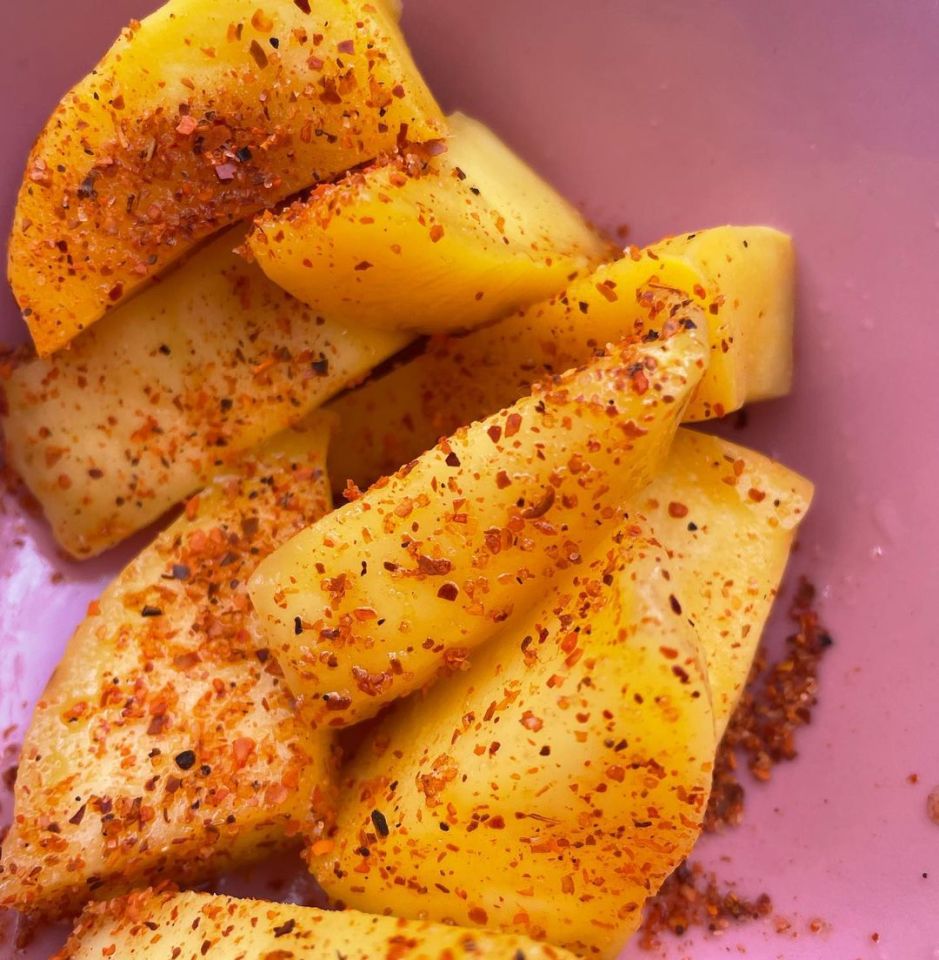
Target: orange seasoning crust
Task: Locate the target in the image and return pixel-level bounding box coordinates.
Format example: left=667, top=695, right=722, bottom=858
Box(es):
left=10, top=0, right=443, bottom=355
left=1, top=228, right=405, bottom=559
left=311, top=529, right=716, bottom=959
left=53, top=887, right=582, bottom=960
left=0, top=417, right=336, bottom=920
left=249, top=312, right=708, bottom=729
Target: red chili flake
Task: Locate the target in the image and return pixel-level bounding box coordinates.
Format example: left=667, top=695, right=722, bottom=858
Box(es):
left=251, top=9, right=274, bottom=31
left=418, top=555, right=453, bottom=576
left=487, top=425, right=502, bottom=444
left=495, top=471, right=511, bottom=489
left=429, top=224, right=445, bottom=243
left=520, top=711, right=543, bottom=732
left=293, top=0, right=311, bottom=12
left=445, top=451, right=461, bottom=468
left=249, top=39, right=269, bottom=68
left=927, top=787, right=939, bottom=825
left=273, top=919, right=296, bottom=938
left=232, top=737, right=256, bottom=769
left=28, top=158, right=52, bottom=186
left=437, top=582, right=459, bottom=602
left=521, top=486, right=555, bottom=520
left=468, top=907, right=488, bottom=925
left=596, top=280, right=618, bottom=302
left=108, top=283, right=124, bottom=302
left=338, top=39, right=355, bottom=54
left=176, top=115, right=198, bottom=136
left=354, top=261, right=373, bottom=271
left=639, top=861, right=773, bottom=950
left=748, top=488, right=767, bottom=502
left=392, top=83, right=406, bottom=98
left=667, top=501, right=689, bottom=518
left=504, top=412, right=522, bottom=437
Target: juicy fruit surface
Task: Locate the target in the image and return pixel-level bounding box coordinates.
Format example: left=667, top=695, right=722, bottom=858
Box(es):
left=327, top=225, right=794, bottom=490
left=638, top=429, right=814, bottom=733
left=57, top=889, right=580, bottom=960
left=249, top=321, right=707, bottom=728
left=652, top=226, right=794, bottom=410
left=0, top=419, right=335, bottom=919
left=315, top=533, right=716, bottom=959
left=10, top=0, right=443, bottom=355
left=249, top=111, right=612, bottom=332
left=1, top=228, right=406, bottom=558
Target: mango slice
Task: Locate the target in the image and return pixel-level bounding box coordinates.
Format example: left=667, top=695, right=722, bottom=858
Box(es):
left=10, top=0, right=443, bottom=355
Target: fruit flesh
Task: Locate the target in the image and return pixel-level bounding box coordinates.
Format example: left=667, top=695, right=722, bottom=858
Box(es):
left=312, top=431, right=812, bottom=956
left=327, top=226, right=794, bottom=490
left=638, top=429, right=814, bottom=734
left=314, top=531, right=716, bottom=959
left=1, top=227, right=406, bottom=558
left=57, top=889, right=580, bottom=960
left=9, top=0, right=444, bottom=355
left=249, top=320, right=707, bottom=728
left=249, top=112, right=612, bottom=333
left=0, top=417, right=336, bottom=919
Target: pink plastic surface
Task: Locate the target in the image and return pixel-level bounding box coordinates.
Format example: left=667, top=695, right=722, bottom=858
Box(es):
left=2, top=1, right=938, bottom=958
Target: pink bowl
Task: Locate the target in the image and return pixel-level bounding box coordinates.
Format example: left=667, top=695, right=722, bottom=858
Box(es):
left=2, top=2, right=938, bottom=958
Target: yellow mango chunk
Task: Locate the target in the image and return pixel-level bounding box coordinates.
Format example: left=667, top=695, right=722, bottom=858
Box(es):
left=0, top=417, right=336, bottom=919
left=650, top=225, right=795, bottom=412
left=249, top=319, right=707, bottom=728
left=327, top=225, right=794, bottom=489
left=639, top=429, right=813, bottom=733
left=10, top=0, right=443, bottom=355
left=58, top=889, right=579, bottom=960
left=314, top=534, right=716, bottom=958
left=248, top=112, right=611, bottom=333
left=1, top=228, right=406, bottom=558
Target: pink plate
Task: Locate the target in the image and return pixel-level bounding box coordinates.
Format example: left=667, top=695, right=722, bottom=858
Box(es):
left=2, top=2, right=938, bottom=958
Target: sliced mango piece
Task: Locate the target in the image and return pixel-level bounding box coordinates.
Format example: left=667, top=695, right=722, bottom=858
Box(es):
left=327, top=226, right=794, bottom=489
left=248, top=112, right=611, bottom=333
left=639, top=429, right=813, bottom=733
left=249, top=319, right=707, bottom=728
left=58, top=889, right=579, bottom=960
left=650, top=226, right=794, bottom=412
left=10, top=0, right=443, bottom=355
left=1, top=228, right=406, bottom=558
left=314, top=534, right=715, bottom=959
left=0, top=417, right=335, bottom=919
